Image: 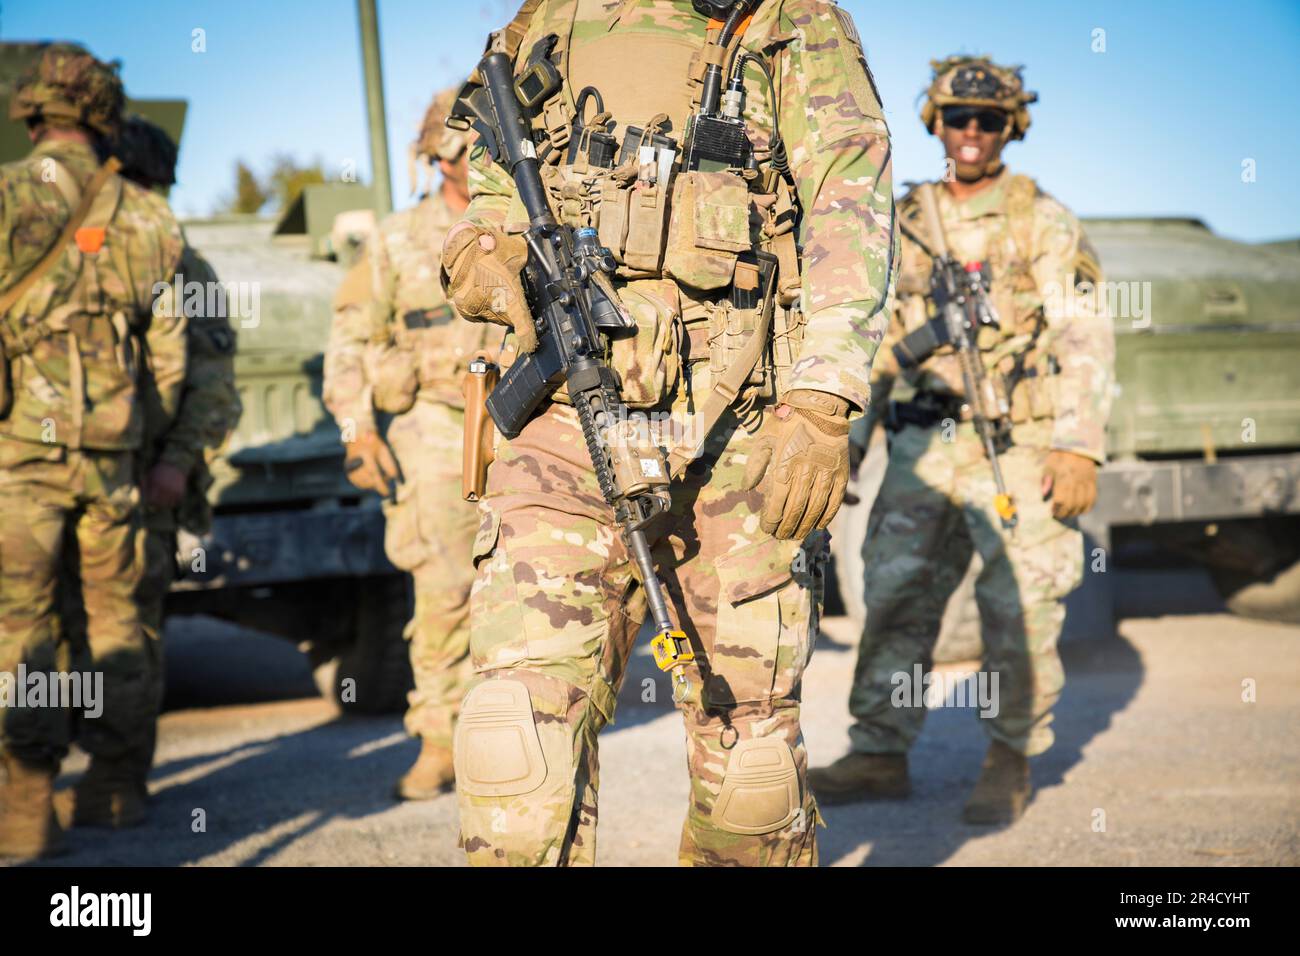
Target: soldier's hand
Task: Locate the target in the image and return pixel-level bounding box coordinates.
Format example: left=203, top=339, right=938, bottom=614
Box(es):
left=743, top=389, right=852, bottom=540
left=1041, top=449, right=1098, bottom=519
left=144, top=462, right=188, bottom=511
left=441, top=223, right=536, bottom=353
left=344, top=431, right=400, bottom=496
left=371, top=348, right=419, bottom=415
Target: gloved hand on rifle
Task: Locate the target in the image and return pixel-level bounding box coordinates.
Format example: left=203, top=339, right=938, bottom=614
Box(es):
left=441, top=222, right=536, bottom=353
left=344, top=430, right=400, bottom=497
left=1041, top=449, right=1097, bottom=519
left=743, top=389, right=852, bottom=540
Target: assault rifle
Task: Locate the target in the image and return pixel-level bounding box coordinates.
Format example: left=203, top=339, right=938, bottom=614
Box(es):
left=448, top=51, right=696, bottom=691
left=893, top=183, right=1019, bottom=531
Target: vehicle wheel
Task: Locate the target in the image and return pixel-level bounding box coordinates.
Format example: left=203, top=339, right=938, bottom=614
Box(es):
left=315, top=574, right=413, bottom=714
left=1211, top=559, right=1300, bottom=625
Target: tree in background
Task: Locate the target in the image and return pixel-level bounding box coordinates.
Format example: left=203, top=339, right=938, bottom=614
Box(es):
left=223, top=160, right=269, bottom=214
left=219, top=155, right=330, bottom=216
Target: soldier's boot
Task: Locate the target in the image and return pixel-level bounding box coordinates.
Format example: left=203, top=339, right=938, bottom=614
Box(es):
left=807, top=752, right=912, bottom=805
left=962, top=740, right=1032, bottom=825
left=55, top=758, right=148, bottom=829
left=0, top=756, right=67, bottom=860
left=394, top=740, right=455, bottom=801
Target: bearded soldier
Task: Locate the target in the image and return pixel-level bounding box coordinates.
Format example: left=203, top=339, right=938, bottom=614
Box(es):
left=323, top=88, right=490, bottom=799
left=54, top=114, right=241, bottom=829
left=0, top=44, right=187, bottom=858
left=441, top=0, right=896, bottom=866
left=809, top=56, right=1115, bottom=824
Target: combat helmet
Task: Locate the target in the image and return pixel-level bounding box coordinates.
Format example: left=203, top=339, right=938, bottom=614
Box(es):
left=116, top=113, right=178, bottom=188
left=8, top=42, right=125, bottom=138
left=920, top=55, right=1037, bottom=142
left=416, top=86, right=471, bottom=163
left=409, top=85, right=473, bottom=196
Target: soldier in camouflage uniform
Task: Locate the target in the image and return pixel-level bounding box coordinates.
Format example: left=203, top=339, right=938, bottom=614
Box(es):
left=0, top=45, right=187, bottom=858
left=809, top=56, right=1115, bottom=824
left=323, top=88, right=489, bottom=800
left=54, top=114, right=241, bottom=829
left=441, top=0, right=896, bottom=866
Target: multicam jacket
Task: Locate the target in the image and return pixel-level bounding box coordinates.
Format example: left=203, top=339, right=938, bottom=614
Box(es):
left=872, top=170, right=1115, bottom=462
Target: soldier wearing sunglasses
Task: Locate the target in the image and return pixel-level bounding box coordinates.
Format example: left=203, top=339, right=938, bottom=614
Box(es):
left=810, top=57, right=1115, bottom=825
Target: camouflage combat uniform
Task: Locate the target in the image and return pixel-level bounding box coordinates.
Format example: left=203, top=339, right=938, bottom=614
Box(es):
left=324, top=193, right=490, bottom=751
left=450, top=0, right=896, bottom=866
left=0, top=137, right=187, bottom=776
left=132, top=242, right=239, bottom=770
left=846, top=168, right=1114, bottom=758
left=54, top=116, right=241, bottom=788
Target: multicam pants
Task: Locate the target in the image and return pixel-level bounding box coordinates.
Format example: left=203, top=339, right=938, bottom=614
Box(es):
left=455, top=402, right=823, bottom=867
left=382, top=399, right=476, bottom=750
left=0, top=440, right=149, bottom=771
left=848, top=419, right=1084, bottom=758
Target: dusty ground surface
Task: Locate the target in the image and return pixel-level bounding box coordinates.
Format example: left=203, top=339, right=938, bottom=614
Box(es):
left=11, top=569, right=1299, bottom=867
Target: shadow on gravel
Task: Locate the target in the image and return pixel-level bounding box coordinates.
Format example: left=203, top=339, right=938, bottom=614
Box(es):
left=28, top=716, right=426, bottom=867
left=815, top=629, right=1144, bottom=866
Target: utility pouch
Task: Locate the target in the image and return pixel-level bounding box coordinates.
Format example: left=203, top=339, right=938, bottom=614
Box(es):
left=771, top=300, right=806, bottom=395
left=708, top=300, right=771, bottom=397
left=461, top=352, right=499, bottom=502
left=623, top=180, right=671, bottom=274
left=607, top=278, right=681, bottom=408
left=596, top=170, right=633, bottom=262
left=663, top=170, right=750, bottom=292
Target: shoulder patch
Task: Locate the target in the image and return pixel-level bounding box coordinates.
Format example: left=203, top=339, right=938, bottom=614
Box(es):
left=824, top=5, right=885, bottom=123
left=194, top=322, right=236, bottom=355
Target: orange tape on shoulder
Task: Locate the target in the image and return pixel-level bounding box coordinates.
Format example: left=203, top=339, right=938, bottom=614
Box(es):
left=707, top=13, right=755, bottom=35
left=75, top=227, right=106, bottom=253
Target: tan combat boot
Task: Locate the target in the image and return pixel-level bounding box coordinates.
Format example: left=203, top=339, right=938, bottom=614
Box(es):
left=394, top=740, right=455, bottom=801
left=0, top=755, right=67, bottom=860
left=55, top=758, right=148, bottom=829
left=962, top=740, right=1032, bottom=825
left=807, top=752, right=911, bottom=805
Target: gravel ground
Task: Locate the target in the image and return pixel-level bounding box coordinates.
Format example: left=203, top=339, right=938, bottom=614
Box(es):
left=12, top=571, right=1299, bottom=867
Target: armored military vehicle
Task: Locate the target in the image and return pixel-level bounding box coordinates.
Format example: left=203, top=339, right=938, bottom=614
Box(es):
left=831, top=214, right=1300, bottom=657
left=1, top=39, right=411, bottom=712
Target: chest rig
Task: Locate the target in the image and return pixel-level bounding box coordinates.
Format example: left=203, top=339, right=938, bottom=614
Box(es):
left=897, top=173, right=1057, bottom=424
left=489, top=0, right=806, bottom=418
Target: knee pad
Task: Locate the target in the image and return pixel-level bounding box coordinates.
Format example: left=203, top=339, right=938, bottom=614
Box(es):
left=454, top=679, right=547, bottom=797
left=711, top=737, right=800, bottom=835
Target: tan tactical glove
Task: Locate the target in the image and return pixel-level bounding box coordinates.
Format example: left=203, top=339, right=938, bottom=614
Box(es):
left=1041, top=449, right=1098, bottom=519
left=743, top=389, right=852, bottom=540
left=344, top=430, right=400, bottom=496
left=441, top=223, right=536, bottom=353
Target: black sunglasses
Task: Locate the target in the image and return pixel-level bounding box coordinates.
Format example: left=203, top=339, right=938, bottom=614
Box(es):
left=941, top=106, right=1009, bottom=134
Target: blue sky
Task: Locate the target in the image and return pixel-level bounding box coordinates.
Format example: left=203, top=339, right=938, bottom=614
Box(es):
left=6, top=0, right=1298, bottom=241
